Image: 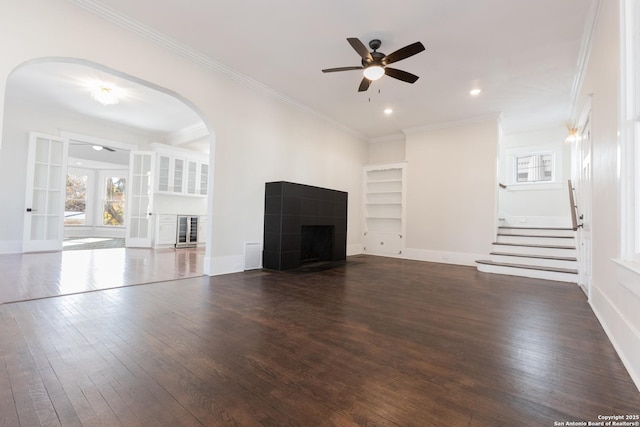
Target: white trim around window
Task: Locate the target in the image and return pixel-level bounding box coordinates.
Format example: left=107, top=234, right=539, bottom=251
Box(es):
left=619, top=0, right=640, bottom=264
left=505, top=144, right=563, bottom=191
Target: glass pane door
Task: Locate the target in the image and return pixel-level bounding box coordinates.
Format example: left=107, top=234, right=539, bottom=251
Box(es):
left=125, top=151, right=154, bottom=247
left=23, top=133, right=69, bottom=252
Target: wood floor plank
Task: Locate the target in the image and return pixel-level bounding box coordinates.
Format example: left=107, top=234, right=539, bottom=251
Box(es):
left=0, top=256, right=638, bottom=426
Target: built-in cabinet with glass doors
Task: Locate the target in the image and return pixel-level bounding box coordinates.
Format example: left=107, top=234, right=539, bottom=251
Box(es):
left=150, top=144, right=208, bottom=248
left=154, top=149, right=208, bottom=197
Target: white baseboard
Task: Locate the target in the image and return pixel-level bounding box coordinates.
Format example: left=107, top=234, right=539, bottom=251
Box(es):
left=64, top=227, right=126, bottom=238
left=204, top=254, right=245, bottom=276
left=402, top=248, right=485, bottom=267
left=347, top=243, right=363, bottom=256
left=590, top=284, right=640, bottom=393
left=0, top=240, right=22, bottom=254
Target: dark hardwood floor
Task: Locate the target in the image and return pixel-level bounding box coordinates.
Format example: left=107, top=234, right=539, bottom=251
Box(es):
left=0, top=255, right=638, bottom=426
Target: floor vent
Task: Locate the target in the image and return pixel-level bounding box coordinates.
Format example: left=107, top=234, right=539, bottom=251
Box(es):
left=244, top=242, right=262, bottom=270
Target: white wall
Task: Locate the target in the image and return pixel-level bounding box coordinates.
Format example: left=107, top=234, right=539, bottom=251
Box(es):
left=575, top=0, right=640, bottom=389
left=498, top=126, right=572, bottom=226
left=367, top=134, right=406, bottom=164
left=403, top=119, right=499, bottom=265
left=0, top=0, right=367, bottom=273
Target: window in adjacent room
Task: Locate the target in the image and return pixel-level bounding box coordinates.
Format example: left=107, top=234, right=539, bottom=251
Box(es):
left=65, top=172, right=88, bottom=225
left=103, top=176, right=126, bottom=226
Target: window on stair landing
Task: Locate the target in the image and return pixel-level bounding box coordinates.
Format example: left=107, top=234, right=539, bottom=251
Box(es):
left=515, top=153, right=554, bottom=183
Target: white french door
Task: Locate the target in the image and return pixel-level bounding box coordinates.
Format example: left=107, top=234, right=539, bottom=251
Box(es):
left=23, top=133, right=69, bottom=252
left=125, top=151, right=154, bottom=247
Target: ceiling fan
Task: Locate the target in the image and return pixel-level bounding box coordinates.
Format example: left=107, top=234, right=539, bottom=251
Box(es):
left=322, top=38, right=426, bottom=92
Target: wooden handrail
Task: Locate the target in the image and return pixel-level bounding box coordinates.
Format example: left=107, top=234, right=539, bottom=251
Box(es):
left=568, top=179, right=580, bottom=231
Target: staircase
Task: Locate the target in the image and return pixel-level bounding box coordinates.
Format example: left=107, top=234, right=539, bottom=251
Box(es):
left=476, top=226, right=578, bottom=283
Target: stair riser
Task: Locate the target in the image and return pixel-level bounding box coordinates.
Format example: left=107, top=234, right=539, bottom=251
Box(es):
left=492, top=244, right=576, bottom=258
left=497, top=235, right=575, bottom=246
left=498, top=228, right=574, bottom=237
left=490, top=254, right=577, bottom=270
left=477, top=263, right=577, bottom=283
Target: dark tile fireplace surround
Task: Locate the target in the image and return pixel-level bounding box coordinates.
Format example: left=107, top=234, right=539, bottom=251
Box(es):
left=263, top=181, right=347, bottom=271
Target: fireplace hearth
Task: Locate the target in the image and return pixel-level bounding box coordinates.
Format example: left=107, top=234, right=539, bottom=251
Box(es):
left=263, top=181, right=347, bottom=271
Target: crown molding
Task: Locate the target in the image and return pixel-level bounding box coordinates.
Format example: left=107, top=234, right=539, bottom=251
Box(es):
left=568, top=0, right=602, bottom=123
left=68, top=0, right=367, bottom=142
left=402, top=113, right=501, bottom=135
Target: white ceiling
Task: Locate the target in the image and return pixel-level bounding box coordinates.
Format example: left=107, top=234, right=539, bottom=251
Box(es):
left=12, top=0, right=596, bottom=141
left=6, top=60, right=203, bottom=139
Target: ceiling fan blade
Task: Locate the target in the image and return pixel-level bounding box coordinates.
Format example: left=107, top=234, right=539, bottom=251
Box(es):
left=384, top=41, right=425, bottom=65
left=384, top=67, right=420, bottom=83
left=322, top=66, right=364, bottom=73
left=358, top=77, right=371, bottom=92
left=347, top=38, right=373, bottom=61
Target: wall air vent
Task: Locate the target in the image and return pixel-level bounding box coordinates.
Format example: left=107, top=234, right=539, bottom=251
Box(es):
left=244, top=242, right=262, bottom=270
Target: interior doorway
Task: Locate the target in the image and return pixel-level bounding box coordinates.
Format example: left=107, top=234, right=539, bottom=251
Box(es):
left=2, top=58, right=213, bottom=255
left=63, top=135, right=134, bottom=251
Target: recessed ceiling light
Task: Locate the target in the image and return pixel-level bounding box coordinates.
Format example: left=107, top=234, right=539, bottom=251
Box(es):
left=92, top=145, right=104, bottom=151
left=384, top=108, right=393, bottom=115
left=470, top=88, right=482, bottom=96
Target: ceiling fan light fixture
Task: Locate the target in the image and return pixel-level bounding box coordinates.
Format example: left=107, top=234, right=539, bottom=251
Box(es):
left=363, top=65, right=385, bottom=81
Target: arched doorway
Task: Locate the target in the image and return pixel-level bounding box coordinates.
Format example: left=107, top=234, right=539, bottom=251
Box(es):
left=0, top=57, right=215, bottom=300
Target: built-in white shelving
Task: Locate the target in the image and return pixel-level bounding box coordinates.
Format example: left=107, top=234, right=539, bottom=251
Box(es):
left=363, top=162, right=407, bottom=256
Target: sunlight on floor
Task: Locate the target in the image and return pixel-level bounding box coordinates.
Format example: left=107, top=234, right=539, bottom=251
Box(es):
left=62, top=237, right=113, bottom=247
left=0, top=247, right=206, bottom=304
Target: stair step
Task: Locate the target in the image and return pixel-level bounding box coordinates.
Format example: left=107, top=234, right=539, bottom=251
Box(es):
left=493, top=242, right=575, bottom=249
left=498, top=226, right=575, bottom=237
left=496, top=234, right=575, bottom=245
left=476, top=260, right=578, bottom=283
left=492, top=243, right=576, bottom=258
left=490, top=252, right=576, bottom=262
left=497, top=233, right=574, bottom=239
left=499, top=226, right=573, bottom=230
left=476, top=260, right=578, bottom=274
left=489, top=252, right=577, bottom=269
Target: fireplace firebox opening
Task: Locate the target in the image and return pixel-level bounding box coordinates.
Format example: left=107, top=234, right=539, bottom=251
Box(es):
left=300, top=225, right=334, bottom=264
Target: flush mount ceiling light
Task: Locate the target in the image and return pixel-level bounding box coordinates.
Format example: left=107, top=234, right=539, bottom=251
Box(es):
left=92, top=145, right=104, bottom=151
left=91, top=84, right=119, bottom=106
left=384, top=108, right=393, bottom=115
left=470, top=88, right=482, bottom=96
